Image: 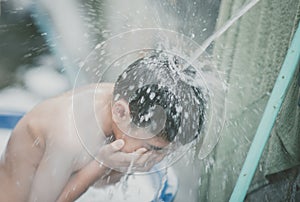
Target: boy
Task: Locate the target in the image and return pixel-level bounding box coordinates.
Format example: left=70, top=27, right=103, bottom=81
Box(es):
left=0, top=52, right=205, bottom=202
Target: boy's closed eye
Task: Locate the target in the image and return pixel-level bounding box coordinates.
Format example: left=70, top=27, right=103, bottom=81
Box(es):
left=147, top=144, right=164, bottom=151
left=145, top=144, right=170, bottom=155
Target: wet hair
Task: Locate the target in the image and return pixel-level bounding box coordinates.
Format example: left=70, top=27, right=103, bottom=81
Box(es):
left=113, top=52, right=205, bottom=144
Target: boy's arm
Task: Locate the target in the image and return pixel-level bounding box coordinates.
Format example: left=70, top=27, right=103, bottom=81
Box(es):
left=56, top=139, right=151, bottom=202
left=56, top=159, right=109, bottom=202
left=57, top=140, right=127, bottom=202
left=27, top=150, right=76, bottom=202
left=56, top=140, right=126, bottom=202
left=0, top=114, right=46, bottom=201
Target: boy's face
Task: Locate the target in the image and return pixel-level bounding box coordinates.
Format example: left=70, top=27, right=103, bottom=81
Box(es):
left=112, top=99, right=170, bottom=154
left=112, top=122, right=170, bottom=153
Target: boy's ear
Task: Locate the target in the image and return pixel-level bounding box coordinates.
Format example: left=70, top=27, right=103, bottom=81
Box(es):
left=112, top=100, right=131, bottom=123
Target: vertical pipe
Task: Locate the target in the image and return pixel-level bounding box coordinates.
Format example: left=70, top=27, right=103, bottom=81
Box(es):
left=229, top=22, right=300, bottom=202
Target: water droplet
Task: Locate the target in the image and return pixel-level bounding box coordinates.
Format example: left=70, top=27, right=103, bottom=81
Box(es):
left=122, top=72, right=127, bottom=79
left=149, top=92, right=155, bottom=100
left=129, top=85, right=135, bottom=90
left=114, top=94, right=120, bottom=101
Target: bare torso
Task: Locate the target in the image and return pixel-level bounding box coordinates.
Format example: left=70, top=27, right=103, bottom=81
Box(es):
left=0, top=83, right=114, bottom=202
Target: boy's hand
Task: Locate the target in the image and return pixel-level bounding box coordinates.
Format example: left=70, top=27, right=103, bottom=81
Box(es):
left=57, top=140, right=166, bottom=202
left=97, top=139, right=164, bottom=173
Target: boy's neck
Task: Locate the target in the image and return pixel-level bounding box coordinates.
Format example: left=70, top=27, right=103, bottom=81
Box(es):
left=94, top=83, right=114, bottom=137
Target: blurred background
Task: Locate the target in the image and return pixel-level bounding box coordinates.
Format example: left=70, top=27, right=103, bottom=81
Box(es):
left=0, top=0, right=299, bottom=201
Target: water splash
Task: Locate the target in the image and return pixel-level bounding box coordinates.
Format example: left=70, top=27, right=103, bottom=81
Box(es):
left=186, top=0, right=261, bottom=68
